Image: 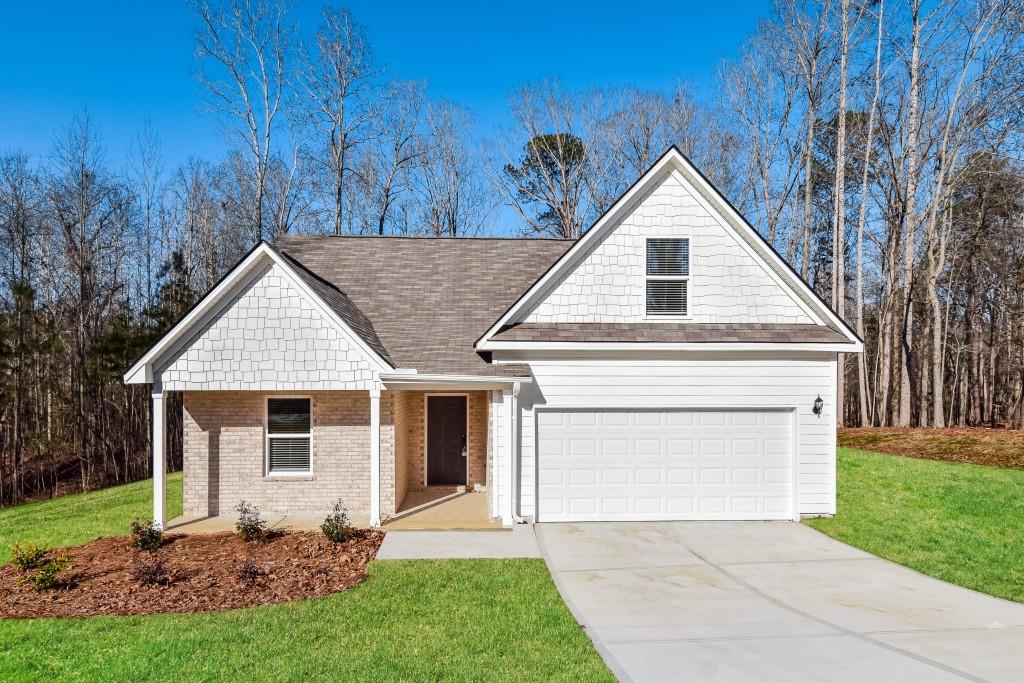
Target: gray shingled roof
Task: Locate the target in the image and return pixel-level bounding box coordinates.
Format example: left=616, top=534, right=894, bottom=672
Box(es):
left=490, top=322, right=851, bottom=344
left=275, top=235, right=854, bottom=377
left=275, top=235, right=573, bottom=377
left=276, top=248, right=394, bottom=365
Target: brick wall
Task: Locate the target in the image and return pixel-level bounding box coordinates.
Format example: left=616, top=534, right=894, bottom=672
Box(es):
left=389, top=391, right=489, bottom=494
left=468, top=392, right=488, bottom=489
left=393, top=391, right=412, bottom=510
left=183, top=390, right=396, bottom=517
left=523, top=171, right=815, bottom=325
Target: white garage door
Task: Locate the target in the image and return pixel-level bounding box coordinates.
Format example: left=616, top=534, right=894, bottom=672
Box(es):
left=536, top=409, right=794, bottom=522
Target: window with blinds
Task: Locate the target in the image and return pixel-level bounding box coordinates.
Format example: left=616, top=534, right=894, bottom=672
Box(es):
left=646, top=238, right=690, bottom=316
left=266, top=398, right=312, bottom=474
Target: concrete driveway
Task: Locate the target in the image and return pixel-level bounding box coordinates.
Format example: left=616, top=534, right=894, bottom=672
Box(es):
left=535, top=522, right=1024, bottom=683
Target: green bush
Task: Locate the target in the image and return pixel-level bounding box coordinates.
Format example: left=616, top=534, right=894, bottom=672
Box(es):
left=130, top=519, right=163, bottom=553
left=235, top=500, right=267, bottom=543
left=9, top=542, right=48, bottom=572
left=321, top=500, right=355, bottom=543
left=19, top=552, right=73, bottom=591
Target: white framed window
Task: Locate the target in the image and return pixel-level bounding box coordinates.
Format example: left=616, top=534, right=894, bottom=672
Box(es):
left=266, top=397, right=313, bottom=475
left=646, top=238, right=690, bottom=316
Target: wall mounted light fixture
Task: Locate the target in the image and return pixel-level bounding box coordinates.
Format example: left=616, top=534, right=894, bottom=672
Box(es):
left=813, top=395, right=824, bottom=417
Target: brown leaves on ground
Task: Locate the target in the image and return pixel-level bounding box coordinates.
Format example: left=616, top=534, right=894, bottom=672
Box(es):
left=839, top=427, right=1024, bottom=470
left=0, top=529, right=384, bottom=618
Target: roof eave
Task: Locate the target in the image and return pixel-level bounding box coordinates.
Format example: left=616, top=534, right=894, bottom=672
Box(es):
left=479, top=340, right=863, bottom=353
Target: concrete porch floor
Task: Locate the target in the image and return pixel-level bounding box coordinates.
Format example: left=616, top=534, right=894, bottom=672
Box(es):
left=384, top=488, right=502, bottom=530
left=164, top=489, right=500, bottom=534
left=165, top=512, right=371, bottom=534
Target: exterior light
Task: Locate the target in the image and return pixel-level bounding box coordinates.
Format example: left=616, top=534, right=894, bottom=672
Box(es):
left=813, top=395, right=824, bottom=417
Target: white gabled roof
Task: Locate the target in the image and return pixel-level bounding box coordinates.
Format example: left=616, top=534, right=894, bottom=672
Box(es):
left=123, top=242, right=394, bottom=385
left=475, top=146, right=862, bottom=350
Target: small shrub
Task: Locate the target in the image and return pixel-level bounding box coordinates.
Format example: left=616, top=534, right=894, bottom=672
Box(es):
left=321, top=500, right=354, bottom=543
left=130, top=519, right=163, bottom=553
left=236, top=559, right=267, bottom=585
left=131, top=554, right=171, bottom=586
left=235, top=500, right=267, bottom=543
left=9, top=542, right=48, bottom=572
left=19, top=552, right=73, bottom=591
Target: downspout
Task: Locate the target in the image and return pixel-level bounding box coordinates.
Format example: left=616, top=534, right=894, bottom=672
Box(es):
left=510, top=381, right=526, bottom=524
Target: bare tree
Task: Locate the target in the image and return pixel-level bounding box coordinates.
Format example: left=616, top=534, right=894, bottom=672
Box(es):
left=497, top=81, right=594, bottom=238
left=349, top=80, right=426, bottom=235
left=302, top=7, right=379, bottom=234
left=415, top=101, right=490, bottom=236
left=723, top=23, right=804, bottom=252
left=192, top=0, right=294, bottom=244
left=854, top=0, right=885, bottom=426
left=780, top=0, right=835, bottom=278
left=128, top=123, right=165, bottom=311
left=45, top=115, right=132, bottom=491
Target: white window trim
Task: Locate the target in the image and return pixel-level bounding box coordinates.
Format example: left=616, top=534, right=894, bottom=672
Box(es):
left=264, top=395, right=314, bottom=477
left=645, top=237, right=691, bottom=320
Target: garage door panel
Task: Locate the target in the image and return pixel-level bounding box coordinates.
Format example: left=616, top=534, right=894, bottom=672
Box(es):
left=537, top=408, right=793, bottom=521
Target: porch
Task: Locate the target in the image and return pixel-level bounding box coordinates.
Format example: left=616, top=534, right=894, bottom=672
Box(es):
left=151, top=382, right=519, bottom=531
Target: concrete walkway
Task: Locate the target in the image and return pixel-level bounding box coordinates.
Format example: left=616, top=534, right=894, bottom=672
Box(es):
left=536, top=522, right=1024, bottom=683
left=377, top=525, right=540, bottom=559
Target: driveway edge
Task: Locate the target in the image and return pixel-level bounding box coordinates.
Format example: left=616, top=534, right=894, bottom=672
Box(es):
left=534, top=524, right=634, bottom=683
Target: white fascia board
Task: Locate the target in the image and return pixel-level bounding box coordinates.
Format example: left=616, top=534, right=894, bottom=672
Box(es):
left=474, top=153, right=679, bottom=348
left=478, top=340, right=863, bottom=353
left=124, top=243, right=274, bottom=384
left=268, top=248, right=393, bottom=372
left=474, top=147, right=861, bottom=348
left=380, top=373, right=533, bottom=391
left=124, top=242, right=392, bottom=385
left=664, top=167, right=823, bottom=325
left=665, top=154, right=859, bottom=343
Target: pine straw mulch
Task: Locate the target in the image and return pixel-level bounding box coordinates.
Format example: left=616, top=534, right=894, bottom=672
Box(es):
left=0, top=529, right=384, bottom=618
left=838, top=427, right=1024, bottom=470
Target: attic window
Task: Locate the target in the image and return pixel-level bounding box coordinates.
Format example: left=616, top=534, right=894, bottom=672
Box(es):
left=266, top=398, right=312, bottom=475
left=646, top=238, right=689, bottom=316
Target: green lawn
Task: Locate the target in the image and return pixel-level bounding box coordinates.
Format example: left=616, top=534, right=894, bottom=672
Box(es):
left=0, top=473, right=183, bottom=565
left=806, top=447, right=1024, bottom=603
left=0, top=475, right=611, bottom=682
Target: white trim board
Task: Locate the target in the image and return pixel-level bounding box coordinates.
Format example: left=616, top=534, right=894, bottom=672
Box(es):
left=124, top=242, right=393, bottom=384
left=475, top=147, right=861, bottom=351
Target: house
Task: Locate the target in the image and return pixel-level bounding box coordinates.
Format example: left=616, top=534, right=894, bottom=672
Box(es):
left=125, top=147, right=861, bottom=529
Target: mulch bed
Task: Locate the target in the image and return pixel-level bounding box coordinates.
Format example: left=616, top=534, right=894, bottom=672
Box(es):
left=0, top=529, right=384, bottom=618
left=839, top=427, right=1024, bottom=470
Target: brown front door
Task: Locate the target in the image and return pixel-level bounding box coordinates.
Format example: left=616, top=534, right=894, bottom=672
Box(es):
left=427, top=395, right=467, bottom=486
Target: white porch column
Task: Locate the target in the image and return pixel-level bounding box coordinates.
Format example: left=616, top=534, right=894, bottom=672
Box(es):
left=369, top=386, right=381, bottom=527
left=152, top=391, right=167, bottom=529
left=503, top=384, right=520, bottom=526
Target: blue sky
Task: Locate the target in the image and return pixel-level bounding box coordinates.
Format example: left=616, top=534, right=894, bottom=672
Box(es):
left=0, top=0, right=771, bottom=172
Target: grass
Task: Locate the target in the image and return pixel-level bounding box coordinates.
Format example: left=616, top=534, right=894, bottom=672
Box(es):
left=0, top=473, right=183, bottom=565
left=806, top=447, right=1024, bottom=603
left=0, top=475, right=611, bottom=682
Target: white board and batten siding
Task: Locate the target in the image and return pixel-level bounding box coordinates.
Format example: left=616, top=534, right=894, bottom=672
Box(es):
left=512, top=353, right=837, bottom=521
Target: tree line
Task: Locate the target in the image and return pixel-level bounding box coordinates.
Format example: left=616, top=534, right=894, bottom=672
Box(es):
left=1, top=0, right=1022, bottom=506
